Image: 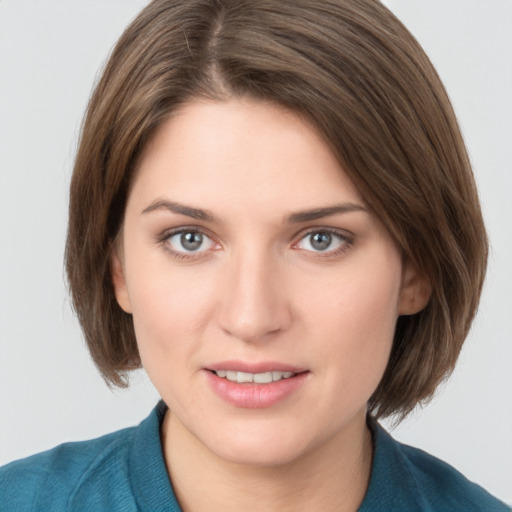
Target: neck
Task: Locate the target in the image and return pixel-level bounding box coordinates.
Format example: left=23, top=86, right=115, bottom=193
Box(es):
left=161, top=410, right=373, bottom=512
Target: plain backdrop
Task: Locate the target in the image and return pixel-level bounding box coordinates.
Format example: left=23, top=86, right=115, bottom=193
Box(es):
left=0, top=0, right=511, bottom=504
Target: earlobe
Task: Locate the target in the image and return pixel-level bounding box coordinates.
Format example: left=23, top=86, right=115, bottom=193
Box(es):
left=110, top=250, right=133, bottom=314
left=398, top=262, right=432, bottom=316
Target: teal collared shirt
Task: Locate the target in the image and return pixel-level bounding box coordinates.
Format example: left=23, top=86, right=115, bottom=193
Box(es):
left=0, top=402, right=509, bottom=511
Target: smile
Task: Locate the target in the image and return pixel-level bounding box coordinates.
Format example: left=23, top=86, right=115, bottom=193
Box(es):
left=213, top=370, right=296, bottom=384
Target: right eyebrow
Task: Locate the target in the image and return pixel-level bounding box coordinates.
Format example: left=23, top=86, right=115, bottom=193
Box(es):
left=141, top=199, right=216, bottom=222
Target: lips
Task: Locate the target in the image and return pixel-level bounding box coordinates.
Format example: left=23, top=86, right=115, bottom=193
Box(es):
left=213, top=370, right=296, bottom=383
left=205, top=361, right=309, bottom=408
left=207, top=360, right=306, bottom=374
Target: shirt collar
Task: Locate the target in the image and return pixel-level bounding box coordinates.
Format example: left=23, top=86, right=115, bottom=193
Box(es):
left=129, top=401, right=182, bottom=511
left=130, top=402, right=425, bottom=512
left=358, top=418, right=425, bottom=511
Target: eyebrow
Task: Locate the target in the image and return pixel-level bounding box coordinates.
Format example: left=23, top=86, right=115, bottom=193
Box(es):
left=142, top=200, right=216, bottom=221
left=285, top=203, right=368, bottom=223
left=141, top=199, right=368, bottom=224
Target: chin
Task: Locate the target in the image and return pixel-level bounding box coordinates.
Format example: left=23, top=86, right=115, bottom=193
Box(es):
left=199, top=423, right=316, bottom=468
left=214, top=441, right=307, bottom=468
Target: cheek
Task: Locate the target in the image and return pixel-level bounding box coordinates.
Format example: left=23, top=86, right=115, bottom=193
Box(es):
left=298, top=250, right=402, bottom=390
left=124, top=257, right=217, bottom=371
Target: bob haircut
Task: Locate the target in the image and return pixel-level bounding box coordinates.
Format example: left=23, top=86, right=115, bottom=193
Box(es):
left=66, top=0, right=487, bottom=420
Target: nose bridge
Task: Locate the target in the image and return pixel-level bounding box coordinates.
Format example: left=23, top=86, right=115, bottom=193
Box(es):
left=217, top=242, right=291, bottom=342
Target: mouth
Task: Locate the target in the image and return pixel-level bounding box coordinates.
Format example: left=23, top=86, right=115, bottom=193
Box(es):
left=209, top=369, right=301, bottom=384
left=204, top=362, right=309, bottom=408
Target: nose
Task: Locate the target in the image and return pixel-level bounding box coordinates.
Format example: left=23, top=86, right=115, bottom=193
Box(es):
left=217, top=247, right=292, bottom=343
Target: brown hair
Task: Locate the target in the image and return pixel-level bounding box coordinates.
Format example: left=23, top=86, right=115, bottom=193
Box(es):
left=66, top=0, right=488, bottom=420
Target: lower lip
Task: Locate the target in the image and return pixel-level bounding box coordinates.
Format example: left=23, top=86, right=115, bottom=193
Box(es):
left=205, top=371, right=309, bottom=408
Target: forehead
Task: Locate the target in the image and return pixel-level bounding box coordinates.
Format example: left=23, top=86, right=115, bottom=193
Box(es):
left=128, top=98, right=364, bottom=218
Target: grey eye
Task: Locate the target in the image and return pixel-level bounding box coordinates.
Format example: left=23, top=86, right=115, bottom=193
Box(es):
left=166, top=230, right=215, bottom=253
left=180, top=231, right=203, bottom=251
left=297, top=230, right=347, bottom=253
left=310, top=232, right=332, bottom=251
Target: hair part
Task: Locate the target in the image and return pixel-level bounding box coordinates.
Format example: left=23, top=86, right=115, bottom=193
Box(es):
left=66, top=0, right=487, bottom=420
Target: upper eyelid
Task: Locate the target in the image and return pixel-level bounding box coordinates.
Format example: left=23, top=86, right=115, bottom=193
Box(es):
left=300, top=227, right=351, bottom=235
left=293, top=226, right=353, bottom=242
left=160, top=225, right=216, bottom=240
left=293, top=232, right=354, bottom=262
left=157, top=225, right=353, bottom=247
left=159, top=228, right=218, bottom=258
left=157, top=226, right=218, bottom=249
left=292, top=227, right=354, bottom=252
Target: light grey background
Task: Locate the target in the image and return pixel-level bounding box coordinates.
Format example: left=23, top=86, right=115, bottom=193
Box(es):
left=0, top=0, right=511, bottom=503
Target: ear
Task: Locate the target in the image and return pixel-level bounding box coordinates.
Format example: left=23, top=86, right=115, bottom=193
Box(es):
left=110, top=249, right=133, bottom=314
left=398, top=261, right=432, bottom=315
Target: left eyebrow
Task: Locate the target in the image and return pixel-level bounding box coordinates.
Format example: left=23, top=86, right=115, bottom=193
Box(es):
left=286, top=203, right=368, bottom=224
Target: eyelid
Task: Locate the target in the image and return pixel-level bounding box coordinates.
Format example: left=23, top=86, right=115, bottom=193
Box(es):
left=156, top=225, right=354, bottom=260
left=292, top=227, right=354, bottom=255
left=157, top=226, right=221, bottom=259
left=292, top=226, right=353, bottom=242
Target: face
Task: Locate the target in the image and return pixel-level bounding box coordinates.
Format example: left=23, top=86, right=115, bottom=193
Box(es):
left=112, top=98, right=424, bottom=466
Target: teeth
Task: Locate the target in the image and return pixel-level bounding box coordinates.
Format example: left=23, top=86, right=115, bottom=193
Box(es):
left=237, top=371, right=253, bottom=383
left=274, top=371, right=293, bottom=380
left=215, top=370, right=296, bottom=383
left=254, top=372, right=273, bottom=384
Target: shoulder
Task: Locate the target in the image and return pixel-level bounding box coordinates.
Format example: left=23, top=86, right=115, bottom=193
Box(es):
left=361, top=422, right=510, bottom=512
left=1, top=402, right=180, bottom=512
left=399, top=441, right=510, bottom=511
left=0, top=426, right=136, bottom=512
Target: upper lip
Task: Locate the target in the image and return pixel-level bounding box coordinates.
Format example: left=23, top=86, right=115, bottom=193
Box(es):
left=206, top=360, right=308, bottom=374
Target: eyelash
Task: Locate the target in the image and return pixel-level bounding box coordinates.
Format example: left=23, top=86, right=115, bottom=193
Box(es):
left=293, top=228, right=354, bottom=258
left=156, top=227, right=354, bottom=261
left=157, top=227, right=219, bottom=261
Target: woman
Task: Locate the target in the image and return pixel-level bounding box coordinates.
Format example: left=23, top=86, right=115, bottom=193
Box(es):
left=0, top=0, right=509, bottom=510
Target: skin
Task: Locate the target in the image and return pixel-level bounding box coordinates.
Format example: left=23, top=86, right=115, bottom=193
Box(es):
left=112, top=98, right=429, bottom=512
